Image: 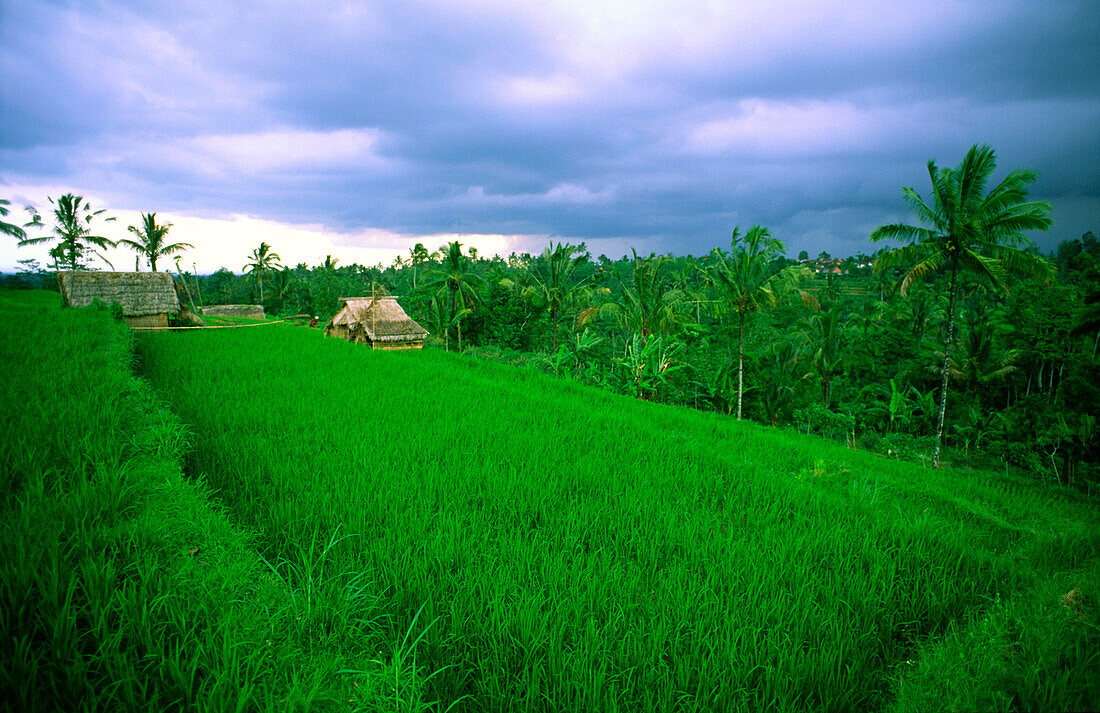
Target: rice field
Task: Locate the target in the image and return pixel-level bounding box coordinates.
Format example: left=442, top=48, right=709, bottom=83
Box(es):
left=133, top=323, right=1100, bottom=712
left=0, top=292, right=434, bottom=711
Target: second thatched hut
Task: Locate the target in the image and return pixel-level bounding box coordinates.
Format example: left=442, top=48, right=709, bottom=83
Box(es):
left=324, top=296, right=428, bottom=350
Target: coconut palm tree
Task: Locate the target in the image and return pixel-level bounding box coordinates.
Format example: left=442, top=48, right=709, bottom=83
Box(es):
left=706, top=225, right=809, bottom=420
left=243, top=241, right=282, bottom=302
left=589, top=250, right=686, bottom=340
left=512, top=242, right=593, bottom=352
left=409, top=243, right=430, bottom=289
left=801, top=302, right=847, bottom=409
left=117, top=212, right=192, bottom=271
left=760, top=338, right=805, bottom=426
left=1, top=199, right=27, bottom=240
left=424, top=241, right=482, bottom=352
left=871, top=143, right=1053, bottom=466
left=943, top=305, right=1019, bottom=409
left=19, top=194, right=117, bottom=271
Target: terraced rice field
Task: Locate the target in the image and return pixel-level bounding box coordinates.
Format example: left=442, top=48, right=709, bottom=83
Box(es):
left=133, top=323, right=1099, bottom=712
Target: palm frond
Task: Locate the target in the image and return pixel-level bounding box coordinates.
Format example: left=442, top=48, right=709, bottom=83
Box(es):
left=899, top=187, right=942, bottom=231
left=869, top=222, right=935, bottom=245
left=984, top=243, right=1054, bottom=283
left=899, top=251, right=947, bottom=296
left=958, top=249, right=1007, bottom=293
left=872, top=241, right=937, bottom=273
left=957, top=144, right=996, bottom=209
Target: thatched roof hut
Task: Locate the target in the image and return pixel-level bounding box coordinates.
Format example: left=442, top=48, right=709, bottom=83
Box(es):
left=324, top=296, right=428, bottom=350
left=58, top=271, right=182, bottom=329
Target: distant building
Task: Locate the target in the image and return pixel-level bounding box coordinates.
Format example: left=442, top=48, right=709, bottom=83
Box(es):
left=324, top=296, right=428, bottom=350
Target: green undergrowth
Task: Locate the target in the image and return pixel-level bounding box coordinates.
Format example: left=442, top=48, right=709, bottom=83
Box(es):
left=0, top=291, right=432, bottom=711
left=134, top=324, right=1099, bottom=712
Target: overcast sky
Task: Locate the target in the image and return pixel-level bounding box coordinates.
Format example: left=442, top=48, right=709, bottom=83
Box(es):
left=2, top=0, right=1098, bottom=273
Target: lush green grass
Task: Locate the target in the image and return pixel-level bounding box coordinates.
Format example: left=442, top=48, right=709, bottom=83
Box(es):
left=0, top=291, right=434, bottom=711
left=134, top=324, right=1099, bottom=712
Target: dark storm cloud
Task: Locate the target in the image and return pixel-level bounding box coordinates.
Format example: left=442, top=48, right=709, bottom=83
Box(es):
left=2, top=0, right=1098, bottom=270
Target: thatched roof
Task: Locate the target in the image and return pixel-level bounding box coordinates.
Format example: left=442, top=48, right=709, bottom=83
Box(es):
left=58, top=271, right=180, bottom=317
left=329, top=296, right=428, bottom=342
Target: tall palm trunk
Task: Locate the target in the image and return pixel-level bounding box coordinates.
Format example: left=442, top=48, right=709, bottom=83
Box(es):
left=737, top=311, right=745, bottom=421
left=932, top=258, right=959, bottom=468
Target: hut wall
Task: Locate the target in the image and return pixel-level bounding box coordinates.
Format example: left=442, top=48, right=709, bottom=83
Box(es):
left=201, top=305, right=265, bottom=320
left=125, top=313, right=169, bottom=329
left=372, top=339, right=424, bottom=351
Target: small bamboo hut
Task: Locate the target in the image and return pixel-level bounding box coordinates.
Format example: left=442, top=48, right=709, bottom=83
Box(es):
left=57, top=271, right=183, bottom=329
left=324, top=296, right=428, bottom=350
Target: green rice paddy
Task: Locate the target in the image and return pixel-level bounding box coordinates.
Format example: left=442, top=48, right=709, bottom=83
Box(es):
left=3, top=291, right=1098, bottom=711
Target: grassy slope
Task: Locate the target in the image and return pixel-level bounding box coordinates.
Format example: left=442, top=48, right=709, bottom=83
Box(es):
left=136, top=324, right=1099, bottom=712
left=0, top=292, right=429, bottom=712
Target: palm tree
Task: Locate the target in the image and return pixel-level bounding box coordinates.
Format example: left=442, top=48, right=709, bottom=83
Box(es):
left=944, top=308, right=1019, bottom=408
left=760, top=338, right=805, bottom=426
left=590, top=250, right=686, bottom=340
left=801, top=303, right=847, bottom=408
left=1, top=199, right=27, bottom=240
left=424, top=241, right=482, bottom=352
left=117, top=212, right=192, bottom=271
left=244, top=241, right=282, bottom=303
left=409, top=243, right=430, bottom=289
left=513, top=242, right=593, bottom=352
left=871, top=143, right=1053, bottom=466
left=706, top=225, right=809, bottom=420
left=19, top=194, right=117, bottom=271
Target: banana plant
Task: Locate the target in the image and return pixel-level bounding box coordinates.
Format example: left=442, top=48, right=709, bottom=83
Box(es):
left=614, top=335, right=685, bottom=401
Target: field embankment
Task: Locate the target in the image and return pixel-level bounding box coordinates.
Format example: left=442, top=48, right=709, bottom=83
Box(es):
left=135, top=323, right=1099, bottom=712
left=0, top=292, right=430, bottom=712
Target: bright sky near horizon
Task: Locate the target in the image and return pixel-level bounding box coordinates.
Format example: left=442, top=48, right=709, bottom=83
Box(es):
left=2, top=0, right=1098, bottom=273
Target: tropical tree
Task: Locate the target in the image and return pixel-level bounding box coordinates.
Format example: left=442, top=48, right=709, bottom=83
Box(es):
left=943, top=308, right=1019, bottom=408
left=871, top=143, right=1053, bottom=466
left=706, top=225, right=809, bottom=420
left=802, top=302, right=848, bottom=408
left=424, top=241, right=482, bottom=352
left=267, top=267, right=299, bottom=315
left=117, top=212, right=192, bottom=271
left=590, top=250, right=686, bottom=340
left=1, top=199, right=27, bottom=240
left=19, top=194, right=117, bottom=271
left=511, top=242, right=593, bottom=352
left=409, top=243, right=430, bottom=289
left=243, top=241, right=282, bottom=302
left=760, top=338, right=805, bottom=426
